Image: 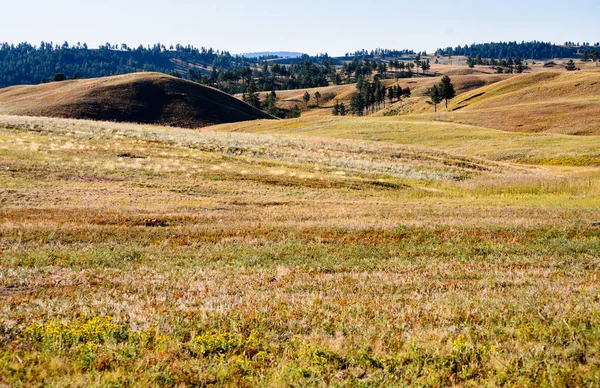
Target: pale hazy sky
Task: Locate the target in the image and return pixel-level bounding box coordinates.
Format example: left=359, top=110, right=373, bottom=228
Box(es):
left=2, top=0, right=599, bottom=55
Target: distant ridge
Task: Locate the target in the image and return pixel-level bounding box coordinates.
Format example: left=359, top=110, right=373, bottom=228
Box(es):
left=242, top=51, right=305, bottom=58
left=0, top=72, right=275, bottom=128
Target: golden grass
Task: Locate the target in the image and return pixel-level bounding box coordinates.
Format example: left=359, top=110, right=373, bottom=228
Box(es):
left=420, top=70, right=600, bottom=135
left=1, top=113, right=599, bottom=386
left=210, top=116, right=600, bottom=168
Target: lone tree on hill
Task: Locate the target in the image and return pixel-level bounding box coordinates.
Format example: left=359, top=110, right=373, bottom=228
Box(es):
left=263, top=90, right=278, bottom=116
left=466, top=56, right=476, bottom=68
left=243, top=81, right=261, bottom=109
left=303, top=91, right=311, bottom=107
left=414, top=53, right=422, bottom=75
left=565, top=60, right=578, bottom=71
left=439, top=76, right=456, bottom=108
left=314, top=91, right=321, bottom=107
left=428, top=85, right=443, bottom=112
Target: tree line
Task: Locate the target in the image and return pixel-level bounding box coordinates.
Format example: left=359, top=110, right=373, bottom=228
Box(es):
left=342, top=48, right=416, bottom=59
left=193, top=57, right=332, bottom=95
left=0, top=41, right=258, bottom=88
left=465, top=55, right=527, bottom=73
left=436, top=41, right=595, bottom=60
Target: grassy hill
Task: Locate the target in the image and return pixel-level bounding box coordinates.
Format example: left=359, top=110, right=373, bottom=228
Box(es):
left=0, top=72, right=274, bottom=128
left=239, top=71, right=513, bottom=118
left=426, top=70, right=600, bottom=135
left=280, top=68, right=599, bottom=135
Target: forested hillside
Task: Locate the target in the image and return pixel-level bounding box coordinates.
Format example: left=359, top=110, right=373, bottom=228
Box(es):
left=437, top=41, right=599, bottom=60
left=0, top=42, right=257, bottom=88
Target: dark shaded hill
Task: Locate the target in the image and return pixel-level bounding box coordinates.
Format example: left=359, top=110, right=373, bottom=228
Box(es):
left=0, top=72, right=275, bottom=128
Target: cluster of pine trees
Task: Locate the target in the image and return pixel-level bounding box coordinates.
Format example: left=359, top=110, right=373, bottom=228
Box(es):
left=242, top=85, right=301, bottom=119
left=187, top=57, right=334, bottom=95
left=349, top=76, right=411, bottom=116
left=332, top=101, right=347, bottom=116
left=466, top=55, right=526, bottom=73
left=437, top=41, right=591, bottom=60
left=340, top=55, right=430, bottom=85
left=427, top=76, right=456, bottom=112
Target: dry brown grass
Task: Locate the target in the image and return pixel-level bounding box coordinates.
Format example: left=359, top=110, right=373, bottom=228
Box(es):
left=0, top=72, right=274, bottom=128
left=402, top=70, right=600, bottom=135
left=1, top=114, right=599, bottom=386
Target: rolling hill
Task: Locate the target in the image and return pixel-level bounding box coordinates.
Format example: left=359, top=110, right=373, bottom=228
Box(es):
left=435, top=70, right=600, bottom=135
left=239, top=71, right=513, bottom=118
left=0, top=72, right=275, bottom=128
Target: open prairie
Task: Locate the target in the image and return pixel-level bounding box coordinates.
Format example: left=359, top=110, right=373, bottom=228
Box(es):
left=1, top=111, right=599, bottom=386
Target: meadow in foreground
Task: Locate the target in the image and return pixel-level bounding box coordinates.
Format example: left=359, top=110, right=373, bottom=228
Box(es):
left=0, top=115, right=599, bottom=387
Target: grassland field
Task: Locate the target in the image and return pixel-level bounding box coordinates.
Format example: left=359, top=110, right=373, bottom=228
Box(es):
left=0, top=104, right=599, bottom=387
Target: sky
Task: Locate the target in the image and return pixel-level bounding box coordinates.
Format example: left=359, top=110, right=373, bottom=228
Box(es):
left=2, top=0, right=599, bottom=56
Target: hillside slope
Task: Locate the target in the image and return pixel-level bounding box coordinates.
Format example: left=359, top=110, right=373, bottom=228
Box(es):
left=237, top=73, right=513, bottom=118
left=437, top=70, right=600, bottom=135
left=0, top=72, right=274, bottom=128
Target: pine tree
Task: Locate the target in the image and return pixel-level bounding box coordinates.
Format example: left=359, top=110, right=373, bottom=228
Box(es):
left=350, top=94, right=364, bottom=116
left=303, top=91, right=311, bottom=107
left=428, top=85, right=443, bottom=112
left=263, top=90, right=278, bottom=116
left=332, top=100, right=340, bottom=116
left=288, top=105, right=301, bottom=118
left=466, top=56, right=476, bottom=69
left=421, top=59, right=431, bottom=74
left=590, top=49, right=599, bottom=66
left=314, top=91, right=321, bottom=107
left=387, top=87, right=395, bottom=104
left=414, top=53, right=421, bottom=75
left=244, top=81, right=261, bottom=108
left=514, top=56, right=524, bottom=73
left=439, top=76, right=456, bottom=108
left=565, top=60, right=577, bottom=71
